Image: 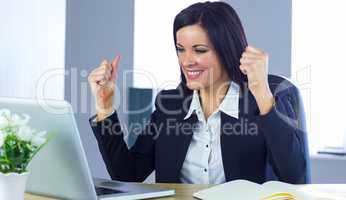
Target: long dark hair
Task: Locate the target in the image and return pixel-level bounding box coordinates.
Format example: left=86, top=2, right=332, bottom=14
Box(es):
left=173, top=1, right=248, bottom=93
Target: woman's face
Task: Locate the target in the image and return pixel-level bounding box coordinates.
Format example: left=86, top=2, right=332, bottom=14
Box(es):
left=176, top=24, right=230, bottom=91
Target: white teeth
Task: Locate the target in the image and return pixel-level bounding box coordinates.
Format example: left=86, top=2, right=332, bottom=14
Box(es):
left=187, top=70, right=203, bottom=76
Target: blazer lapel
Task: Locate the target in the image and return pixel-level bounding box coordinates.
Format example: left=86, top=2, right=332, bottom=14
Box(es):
left=173, top=113, right=197, bottom=181
left=220, top=111, right=240, bottom=181
left=163, top=94, right=198, bottom=182
left=220, top=85, right=260, bottom=181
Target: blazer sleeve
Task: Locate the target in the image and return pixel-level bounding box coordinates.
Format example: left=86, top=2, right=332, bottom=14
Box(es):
left=89, top=96, right=161, bottom=182
left=256, top=87, right=309, bottom=184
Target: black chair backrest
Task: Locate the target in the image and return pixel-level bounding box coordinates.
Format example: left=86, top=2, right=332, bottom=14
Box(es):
left=127, top=87, right=153, bottom=148
left=265, top=74, right=311, bottom=183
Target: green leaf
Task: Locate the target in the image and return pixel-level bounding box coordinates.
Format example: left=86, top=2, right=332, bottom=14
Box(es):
left=22, top=132, right=55, bottom=171
left=1, top=131, right=55, bottom=173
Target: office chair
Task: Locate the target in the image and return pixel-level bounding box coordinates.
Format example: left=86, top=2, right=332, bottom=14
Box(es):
left=127, top=87, right=153, bottom=148
left=265, top=74, right=311, bottom=184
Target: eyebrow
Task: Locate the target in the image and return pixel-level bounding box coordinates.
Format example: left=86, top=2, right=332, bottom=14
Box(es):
left=176, top=43, right=209, bottom=48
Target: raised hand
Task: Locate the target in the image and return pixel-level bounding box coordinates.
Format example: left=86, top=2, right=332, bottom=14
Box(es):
left=88, top=55, right=120, bottom=121
left=239, top=46, right=274, bottom=115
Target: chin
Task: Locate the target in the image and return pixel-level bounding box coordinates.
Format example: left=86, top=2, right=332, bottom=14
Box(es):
left=185, top=81, right=205, bottom=91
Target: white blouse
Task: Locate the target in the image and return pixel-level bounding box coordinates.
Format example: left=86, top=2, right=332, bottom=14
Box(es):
left=179, top=81, right=240, bottom=184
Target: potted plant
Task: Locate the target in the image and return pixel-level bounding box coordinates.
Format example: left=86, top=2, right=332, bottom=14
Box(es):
left=0, top=109, right=50, bottom=200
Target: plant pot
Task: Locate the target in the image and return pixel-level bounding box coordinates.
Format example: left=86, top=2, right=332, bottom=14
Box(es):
left=0, top=171, right=30, bottom=200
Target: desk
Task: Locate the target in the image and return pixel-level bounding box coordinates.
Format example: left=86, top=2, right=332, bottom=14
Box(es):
left=25, top=183, right=346, bottom=200
left=25, top=183, right=211, bottom=200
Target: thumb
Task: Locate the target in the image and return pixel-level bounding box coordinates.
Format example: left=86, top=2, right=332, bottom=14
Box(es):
left=110, top=55, right=120, bottom=81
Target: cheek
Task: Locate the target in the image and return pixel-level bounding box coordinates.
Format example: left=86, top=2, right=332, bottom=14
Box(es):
left=178, top=54, right=210, bottom=67
left=201, top=58, right=222, bottom=77
left=196, top=56, right=210, bottom=66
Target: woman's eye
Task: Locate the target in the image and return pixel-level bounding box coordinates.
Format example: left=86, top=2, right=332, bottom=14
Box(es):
left=195, top=49, right=208, bottom=54
left=176, top=47, right=184, bottom=53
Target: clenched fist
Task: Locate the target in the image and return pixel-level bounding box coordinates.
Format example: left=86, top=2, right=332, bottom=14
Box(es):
left=239, top=46, right=274, bottom=115
left=88, top=55, right=120, bottom=121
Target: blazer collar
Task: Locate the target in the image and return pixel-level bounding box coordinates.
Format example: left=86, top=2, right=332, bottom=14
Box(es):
left=183, top=81, right=240, bottom=121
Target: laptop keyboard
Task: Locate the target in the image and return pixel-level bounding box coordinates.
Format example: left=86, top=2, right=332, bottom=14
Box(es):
left=95, top=186, right=124, bottom=196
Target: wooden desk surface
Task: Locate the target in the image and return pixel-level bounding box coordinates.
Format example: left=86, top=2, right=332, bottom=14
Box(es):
left=25, top=183, right=211, bottom=200
left=25, top=183, right=346, bottom=200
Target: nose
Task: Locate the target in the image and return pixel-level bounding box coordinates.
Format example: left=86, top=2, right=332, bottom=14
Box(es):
left=181, top=53, right=197, bottom=67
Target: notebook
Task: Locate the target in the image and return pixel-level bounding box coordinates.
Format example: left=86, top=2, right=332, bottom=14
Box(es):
left=193, top=180, right=345, bottom=200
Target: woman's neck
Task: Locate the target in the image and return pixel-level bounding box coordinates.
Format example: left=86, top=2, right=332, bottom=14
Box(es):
left=199, top=80, right=230, bottom=120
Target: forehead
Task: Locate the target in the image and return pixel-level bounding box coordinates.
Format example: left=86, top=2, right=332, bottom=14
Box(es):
left=176, top=24, right=211, bottom=45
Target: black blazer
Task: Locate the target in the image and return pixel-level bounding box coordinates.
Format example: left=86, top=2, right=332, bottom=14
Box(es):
left=90, top=76, right=309, bottom=184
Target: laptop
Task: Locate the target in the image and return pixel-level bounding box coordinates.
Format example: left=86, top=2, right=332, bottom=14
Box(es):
left=0, top=97, right=175, bottom=200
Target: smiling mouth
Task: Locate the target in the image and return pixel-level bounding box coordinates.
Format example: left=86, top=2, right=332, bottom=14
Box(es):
left=186, top=70, right=204, bottom=80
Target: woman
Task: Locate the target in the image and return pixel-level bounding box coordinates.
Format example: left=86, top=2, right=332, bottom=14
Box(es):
left=88, top=1, right=309, bottom=184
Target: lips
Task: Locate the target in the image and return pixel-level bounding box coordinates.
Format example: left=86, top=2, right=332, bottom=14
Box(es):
left=186, top=69, right=204, bottom=80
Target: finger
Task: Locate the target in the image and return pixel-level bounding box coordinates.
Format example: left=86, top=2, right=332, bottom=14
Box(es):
left=89, top=74, right=110, bottom=83
left=89, top=71, right=111, bottom=84
left=246, top=45, right=264, bottom=55
left=100, top=60, right=115, bottom=74
left=100, top=59, right=108, bottom=66
left=100, top=59, right=109, bottom=69
left=90, top=77, right=107, bottom=86
left=97, top=79, right=107, bottom=86
left=92, top=68, right=111, bottom=78
left=239, top=64, right=249, bottom=75
left=240, top=57, right=257, bottom=65
left=241, top=51, right=261, bottom=59
left=110, top=55, right=121, bottom=81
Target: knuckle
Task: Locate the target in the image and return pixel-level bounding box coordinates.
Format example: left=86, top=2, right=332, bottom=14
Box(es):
left=100, top=63, right=107, bottom=69
left=99, top=65, right=105, bottom=71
